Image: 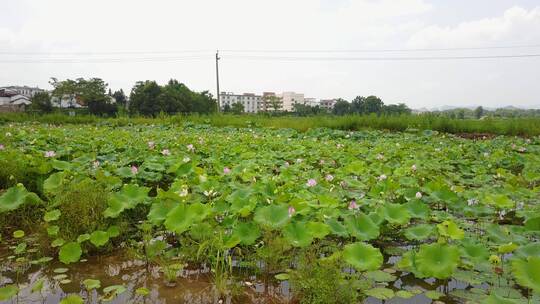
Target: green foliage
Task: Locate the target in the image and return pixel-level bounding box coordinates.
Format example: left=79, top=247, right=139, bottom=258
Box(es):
left=416, top=243, right=460, bottom=279
left=30, top=91, right=53, bottom=113
left=342, top=242, right=383, bottom=271
left=512, top=257, right=540, bottom=293
left=58, top=242, right=82, bottom=264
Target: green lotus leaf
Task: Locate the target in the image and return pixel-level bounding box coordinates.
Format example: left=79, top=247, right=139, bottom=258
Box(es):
left=102, top=284, right=127, bottom=301
left=343, top=242, right=383, bottom=271
left=53, top=267, right=68, bottom=273
left=486, top=194, right=514, bottom=209
left=59, top=295, right=84, bottom=304
left=405, top=200, right=431, bottom=219
left=135, top=287, right=150, bottom=296
left=275, top=273, right=290, bottom=280
left=325, top=218, right=349, bottom=237
left=365, top=287, right=394, bottom=300
left=12, top=230, right=25, bottom=238
left=44, top=209, right=61, bottom=222
left=190, top=222, right=213, bottom=241
left=404, top=224, right=434, bottom=241
left=484, top=293, right=522, bottom=304
left=305, top=221, right=330, bottom=239
left=425, top=290, right=443, bottom=300
left=90, top=230, right=109, bottom=247
left=83, top=279, right=101, bottom=290
left=164, top=202, right=210, bottom=234
left=77, top=234, right=90, bottom=243
left=395, top=290, right=415, bottom=299
left=0, top=184, right=41, bottom=213
left=460, top=240, right=489, bottom=261
left=52, top=160, right=72, bottom=171
left=437, top=220, right=464, bottom=240
left=512, top=256, right=540, bottom=294
left=524, top=217, right=540, bottom=232
left=383, top=203, right=411, bottom=225
left=104, top=184, right=150, bottom=218
left=59, top=242, right=82, bottom=264
left=0, top=284, right=18, bottom=301
left=416, top=243, right=460, bottom=279
left=254, top=204, right=289, bottom=230
left=364, top=270, right=396, bottom=282
left=232, top=222, right=261, bottom=245
left=498, top=242, right=518, bottom=254
left=43, top=172, right=65, bottom=194
left=51, top=238, right=65, bottom=247
left=106, top=226, right=120, bottom=238
left=31, top=278, right=45, bottom=293
left=283, top=222, right=314, bottom=247
left=344, top=213, right=380, bottom=241
left=515, top=242, right=540, bottom=258
left=47, top=225, right=59, bottom=236
left=148, top=199, right=176, bottom=225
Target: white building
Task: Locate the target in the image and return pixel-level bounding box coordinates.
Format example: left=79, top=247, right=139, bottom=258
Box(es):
left=279, top=92, right=304, bottom=111
left=1, top=86, right=44, bottom=98
left=220, top=92, right=262, bottom=113
left=304, top=97, right=319, bottom=107
left=320, top=99, right=337, bottom=111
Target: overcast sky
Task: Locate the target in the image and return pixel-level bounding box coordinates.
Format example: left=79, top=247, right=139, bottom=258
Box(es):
left=1, top=0, right=540, bottom=109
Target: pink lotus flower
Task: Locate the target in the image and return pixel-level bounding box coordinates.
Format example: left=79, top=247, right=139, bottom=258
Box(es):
left=288, top=206, right=296, bottom=217
left=415, top=192, right=422, bottom=199
left=325, top=174, right=334, bottom=182
left=411, top=164, right=417, bottom=171
left=131, top=165, right=139, bottom=175
left=284, top=161, right=290, bottom=167
left=376, top=153, right=384, bottom=160
left=93, top=160, right=100, bottom=168
left=44, top=151, right=56, bottom=158
left=0, top=144, right=4, bottom=150
left=348, top=200, right=359, bottom=210
left=319, top=159, right=325, bottom=165
left=187, top=144, right=195, bottom=152
left=161, top=149, right=171, bottom=156
left=306, top=179, right=317, bottom=187
left=378, top=174, right=387, bottom=181
left=148, top=141, right=155, bottom=149
left=223, top=167, right=231, bottom=174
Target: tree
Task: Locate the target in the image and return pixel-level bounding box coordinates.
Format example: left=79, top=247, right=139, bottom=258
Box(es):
left=223, top=104, right=232, bottom=113
left=364, top=96, right=384, bottom=114
left=474, top=106, right=484, bottom=119
left=112, top=89, right=127, bottom=107
left=30, top=92, right=53, bottom=113
left=129, top=81, right=162, bottom=116
left=49, top=77, right=117, bottom=116
left=350, top=96, right=366, bottom=114
left=231, top=102, right=245, bottom=114
left=332, top=98, right=350, bottom=115
left=265, top=95, right=283, bottom=113
left=383, top=103, right=411, bottom=115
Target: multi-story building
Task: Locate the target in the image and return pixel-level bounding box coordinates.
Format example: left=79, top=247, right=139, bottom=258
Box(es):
left=220, top=92, right=262, bottom=113
left=320, top=99, right=337, bottom=111
left=279, top=92, right=304, bottom=112
left=304, top=97, right=319, bottom=107
left=0, top=86, right=44, bottom=98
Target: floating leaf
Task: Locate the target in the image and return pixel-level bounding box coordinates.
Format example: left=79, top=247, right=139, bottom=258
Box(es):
left=404, top=224, right=434, bottom=241
left=47, top=225, right=59, bottom=236
left=343, top=242, right=383, bottom=271
left=135, top=287, right=150, bottom=296
left=106, top=226, right=120, bottom=238
left=59, top=295, right=84, bottom=304
left=51, top=238, right=65, bottom=247
left=274, top=273, right=290, bottom=280
left=12, top=230, right=25, bottom=238
left=59, top=242, right=82, bottom=264
left=437, top=220, right=464, bottom=240
left=425, top=290, right=443, bottom=300
left=365, top=287, right=394, bottom=300
left=77, top=234, right=90, bottom=243
left=83, top=279, right=101, bottom=290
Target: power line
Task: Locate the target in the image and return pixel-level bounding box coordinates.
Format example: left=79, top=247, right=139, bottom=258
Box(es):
left=224, top=54, right=540, bottom=61
left=0, top=56, right=212, bottom=64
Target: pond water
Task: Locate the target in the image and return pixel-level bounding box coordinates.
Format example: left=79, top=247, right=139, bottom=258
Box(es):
left=0, top=246, right=481, bottom=304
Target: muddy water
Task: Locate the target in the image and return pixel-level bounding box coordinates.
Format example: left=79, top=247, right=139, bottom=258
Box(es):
left=0, top=248, right=475, bottom=304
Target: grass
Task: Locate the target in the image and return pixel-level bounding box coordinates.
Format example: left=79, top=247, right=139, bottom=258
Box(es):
left=1, top=112, right=539, bottom=136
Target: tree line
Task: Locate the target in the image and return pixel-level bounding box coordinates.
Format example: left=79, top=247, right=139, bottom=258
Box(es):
left=30, top=78, right=216, bottom=116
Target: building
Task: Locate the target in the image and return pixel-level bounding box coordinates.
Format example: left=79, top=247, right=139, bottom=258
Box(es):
left=1, top=86, right=44, bottom=98
left=0, top=88, right=31, bottom=112
left=280, top=92, right=304, bottom=112
left=304, top=97, right=319, bottom=107
left=220, top=92, right=262, bottom=113
left=320, top=99, right=337, bottom=111
left=260, top=92, right=282, bottom=112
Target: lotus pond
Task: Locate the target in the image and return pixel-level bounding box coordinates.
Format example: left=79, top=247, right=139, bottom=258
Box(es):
left=0, top=123, right=539, bottom=304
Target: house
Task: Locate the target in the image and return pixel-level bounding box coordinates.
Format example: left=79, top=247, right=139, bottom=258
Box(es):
left=0, top=86, right=44, bottom=98
left=220, top=92, right=262, bottom=113
left=0, top=88, right=31, bottom=112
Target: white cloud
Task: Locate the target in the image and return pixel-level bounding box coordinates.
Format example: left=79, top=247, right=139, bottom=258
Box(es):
left=408, top=6, right=540, bottom=47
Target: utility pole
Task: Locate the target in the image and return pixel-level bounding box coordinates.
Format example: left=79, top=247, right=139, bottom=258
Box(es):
left=215, top=50, right=221, bottom=112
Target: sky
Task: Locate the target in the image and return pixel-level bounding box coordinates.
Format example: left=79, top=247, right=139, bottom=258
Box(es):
left=1, top=0, right=540, bottom=109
